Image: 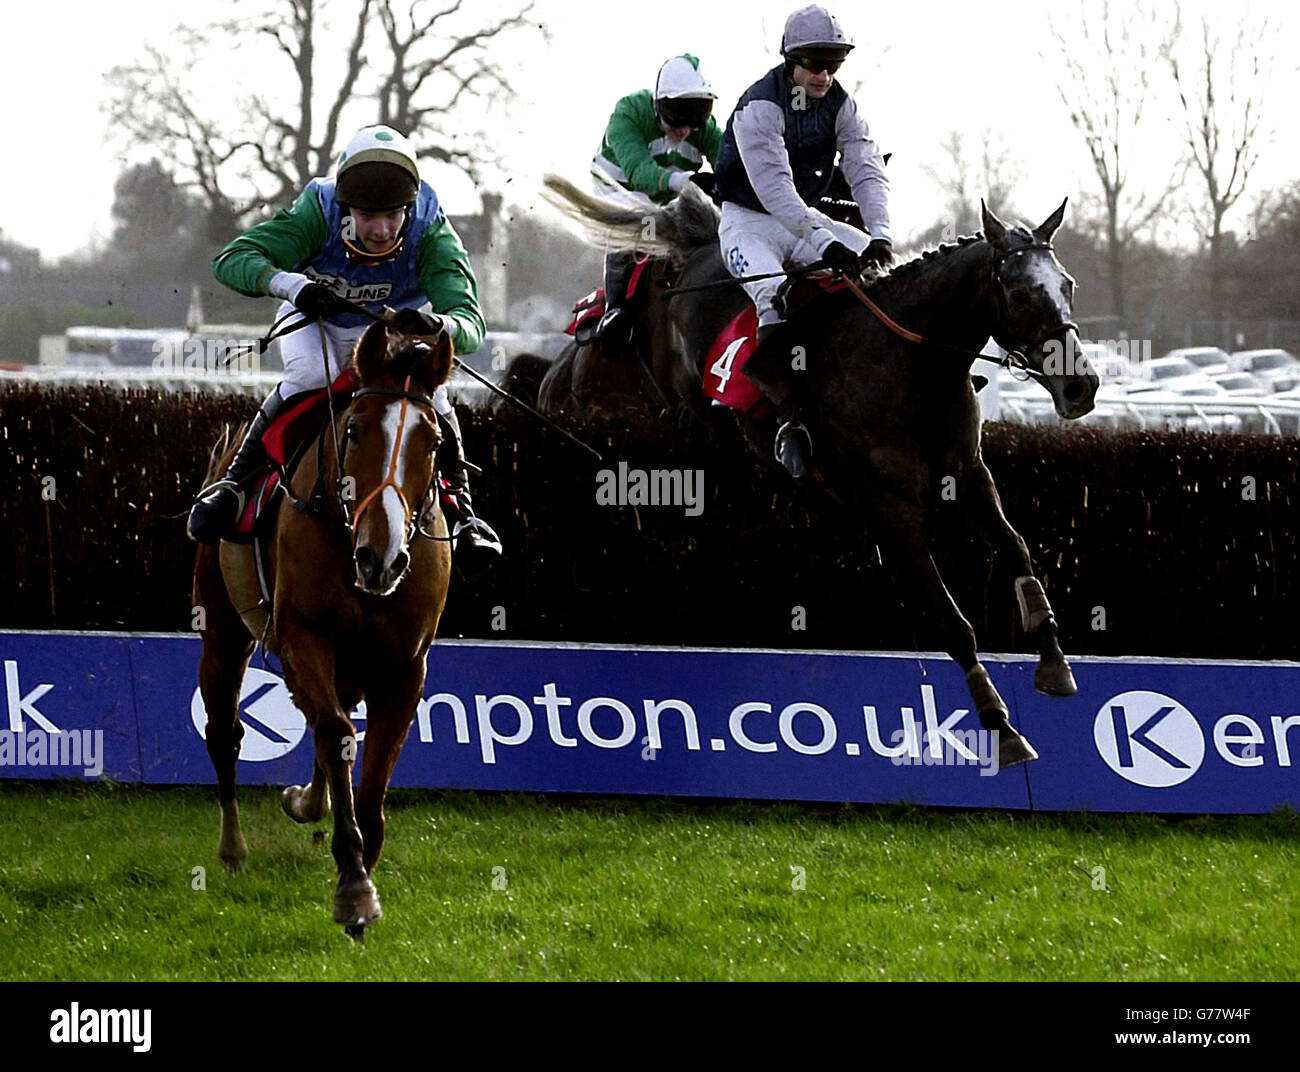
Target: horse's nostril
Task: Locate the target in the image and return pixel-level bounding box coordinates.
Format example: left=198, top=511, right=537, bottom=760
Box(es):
left=355, top=547, right=378, bottom=582
left=390, top=550, right=410, bottom=578
left=1064, top=381, right=1084, bottom=402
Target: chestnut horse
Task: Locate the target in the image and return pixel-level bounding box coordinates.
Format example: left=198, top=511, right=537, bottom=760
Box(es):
left=193, top=313, right=453, bottom=936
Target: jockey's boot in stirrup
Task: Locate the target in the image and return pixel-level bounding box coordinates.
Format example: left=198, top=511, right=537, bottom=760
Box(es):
left=744, top=321, right=813, bottom=480
left=187, top=386, right=285, bottom=544
left=436, top=408, right=503, bottom=577
left=588, top=250, right=635, bottom=347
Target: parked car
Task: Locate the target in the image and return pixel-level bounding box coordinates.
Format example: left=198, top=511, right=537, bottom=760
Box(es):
left=1211, top=371, right=1266, bottom=396
left=1132, top=355, right=1216, bottom=394
left=1161, top=346, right=1232, bottom=377
left=1230, top=349, right=1300, bottom=392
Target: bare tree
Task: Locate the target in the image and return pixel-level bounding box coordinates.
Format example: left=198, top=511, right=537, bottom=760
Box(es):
left=374, top=0, right=541, bottom=182
left=1047, top=0, right=1182, bottom=324
left=104, top=0, right=538, bottom=232
left=1165, top=4, right=1272, bottom=319
left=923, top=128, right=1019, bottom=238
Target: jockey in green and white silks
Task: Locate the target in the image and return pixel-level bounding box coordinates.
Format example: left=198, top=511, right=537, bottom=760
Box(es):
left=715, top=5, right=894, bottom=479
left=587, top=54, right=723, bottom=342
left=187, top=124, right=502, bottom=568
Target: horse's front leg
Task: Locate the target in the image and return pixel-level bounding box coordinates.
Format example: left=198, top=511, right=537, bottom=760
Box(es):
left=960, top=461, right=1077, bottom=697
left=281, top=623, right=379, bottom=933
left=356, top=659, right=426, bottom=877
left=868, top=480, right=1038, bottom=769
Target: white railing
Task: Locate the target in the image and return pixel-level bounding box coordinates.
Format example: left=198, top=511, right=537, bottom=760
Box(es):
left=995, top=390, right=1300, bottom=436
left=5, top=331, right=571, bottom=404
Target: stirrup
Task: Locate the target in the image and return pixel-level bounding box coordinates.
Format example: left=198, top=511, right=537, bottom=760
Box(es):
left=774, top=420, right=812, bottom=479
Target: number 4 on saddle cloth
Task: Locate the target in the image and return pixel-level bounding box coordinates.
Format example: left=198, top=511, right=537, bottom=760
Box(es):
left=702, top=274, right=852, bottom=415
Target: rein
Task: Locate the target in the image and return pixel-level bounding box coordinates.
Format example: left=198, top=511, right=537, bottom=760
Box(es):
left=837, top=243, right=1079, bottom=383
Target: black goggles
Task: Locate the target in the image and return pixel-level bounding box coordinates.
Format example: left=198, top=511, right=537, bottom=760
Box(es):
left=793, top=55, right=844, bottom=75
left=656, top=98, right=713, bottom=130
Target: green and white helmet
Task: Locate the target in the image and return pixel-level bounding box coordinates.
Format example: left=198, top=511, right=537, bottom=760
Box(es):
left=654, top=54, right=716, bottom=130
left=780, top=5, right=855, bottom=59
left=336, top=125, right=420, bottom=210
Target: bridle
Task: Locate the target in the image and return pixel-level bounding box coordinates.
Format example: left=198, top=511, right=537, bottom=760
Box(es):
left=987, top=243, right=1080, bottom=382
left=302, top=374, right=450, bottom=548
left=839, top=240, right=1079, bottom=384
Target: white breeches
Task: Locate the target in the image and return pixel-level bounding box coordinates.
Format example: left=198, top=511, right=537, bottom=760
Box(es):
left=717, top=202, right=870, bottom=326
left=274, top=301, right=452, bottom=414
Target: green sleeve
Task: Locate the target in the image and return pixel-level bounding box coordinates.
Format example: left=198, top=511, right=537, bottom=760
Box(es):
left=605, top=95, right=676, bottom=198
left=415, top=216, right=487, bottom=356
left=700, top=116, right=724, bottom=167
left=211, top=187, right=329, bottom=296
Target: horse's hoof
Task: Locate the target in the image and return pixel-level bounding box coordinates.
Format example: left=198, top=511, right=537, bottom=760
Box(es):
left=333, top=877, right=382, bottom=928
left=344, top=923, right=368, bottom=942
left=218, top=836, right=248, bottom=872
left=1035, top=661, right=1078, bottom=697
left=998, top=729, right=1040, bottom=769
left=282, top=784, right=329, bottom=823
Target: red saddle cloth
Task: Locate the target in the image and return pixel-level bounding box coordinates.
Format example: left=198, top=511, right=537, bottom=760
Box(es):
left=564, top=254, right=654, bottom=336
left=233, top=368, right=359, bottom=540
left=701, top=275, right=851, bottom=414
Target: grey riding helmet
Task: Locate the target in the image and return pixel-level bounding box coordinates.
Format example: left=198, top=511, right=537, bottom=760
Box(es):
left=781, top=5, right=855, bottom=65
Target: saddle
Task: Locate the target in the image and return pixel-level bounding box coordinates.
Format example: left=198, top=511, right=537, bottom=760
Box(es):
left=701, top=274, right=851, bottom=414
left=566, top=254, right=655, bottom=342
left=229, top=368, right=360, bottom=544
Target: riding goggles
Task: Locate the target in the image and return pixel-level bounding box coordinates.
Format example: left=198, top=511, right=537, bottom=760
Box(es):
left=656, top=97, right=713, bottom=130
left=793, top=55, right=844, bottom=75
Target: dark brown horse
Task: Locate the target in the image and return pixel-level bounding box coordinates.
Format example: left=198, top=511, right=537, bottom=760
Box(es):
left=193, top=312, right=453, bottom=936
left=538, top=176, right=1098, bottom=768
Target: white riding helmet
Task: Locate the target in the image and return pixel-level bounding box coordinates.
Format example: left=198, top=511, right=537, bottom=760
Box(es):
left=336, top=125, right=420, bottom=210
left=654, top=54, right=717, bottom=129
left=780, top=5, right=855, bottom=57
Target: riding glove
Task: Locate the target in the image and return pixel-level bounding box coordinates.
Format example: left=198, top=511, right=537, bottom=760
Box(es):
left=862, top=238, right=895, bottom=271
left=821, top=240, right=862, bottom=276
left=293, top=283, right=348, bottom=318
left=689, top=171, right=716, bottom=196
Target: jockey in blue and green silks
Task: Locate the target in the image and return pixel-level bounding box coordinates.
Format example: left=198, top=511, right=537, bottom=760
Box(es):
left=186, top=124, right=502, bottom=567
left=587, top=54, right=723, bottom=343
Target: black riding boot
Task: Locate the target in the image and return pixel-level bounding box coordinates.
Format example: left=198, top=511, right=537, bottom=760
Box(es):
left=588, top=250, right=635, bottom=346
left=436, top=408, right=503, bottom=576
left=743, top=321, right=813, bottom=480
left=187, top=386, right=284, bottom=543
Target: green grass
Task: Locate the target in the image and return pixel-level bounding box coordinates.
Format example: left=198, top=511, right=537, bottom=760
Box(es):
left=0, top=782, right=1295, bottom=981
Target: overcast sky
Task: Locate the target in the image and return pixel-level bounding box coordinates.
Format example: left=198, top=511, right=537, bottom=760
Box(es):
left=2, top=0, right=1295, bottom=260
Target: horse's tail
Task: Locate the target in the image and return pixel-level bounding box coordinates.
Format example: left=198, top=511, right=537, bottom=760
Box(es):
left=541, top=174, right=719, bottom=261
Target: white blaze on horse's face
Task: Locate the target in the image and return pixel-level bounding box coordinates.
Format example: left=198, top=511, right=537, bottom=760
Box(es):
left=377, top=400, right=412, bottom=574
left=350, top=393, right=438, bottom=596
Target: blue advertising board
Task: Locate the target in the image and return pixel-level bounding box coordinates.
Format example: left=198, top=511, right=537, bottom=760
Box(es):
left=1, top=630, right=1296, bottom=814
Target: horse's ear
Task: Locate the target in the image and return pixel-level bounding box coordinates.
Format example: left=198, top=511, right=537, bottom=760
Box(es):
left=981, top=199, right=1009, bottom=246
left=1034, top=198, right=1068, bottom=243
left=409, top=331, right=454, bottom=396
left=353, top=321, right=389, bottom=383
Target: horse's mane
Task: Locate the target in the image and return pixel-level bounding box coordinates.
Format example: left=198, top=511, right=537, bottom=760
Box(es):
left=865, top=224, right=1038, bottom=299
